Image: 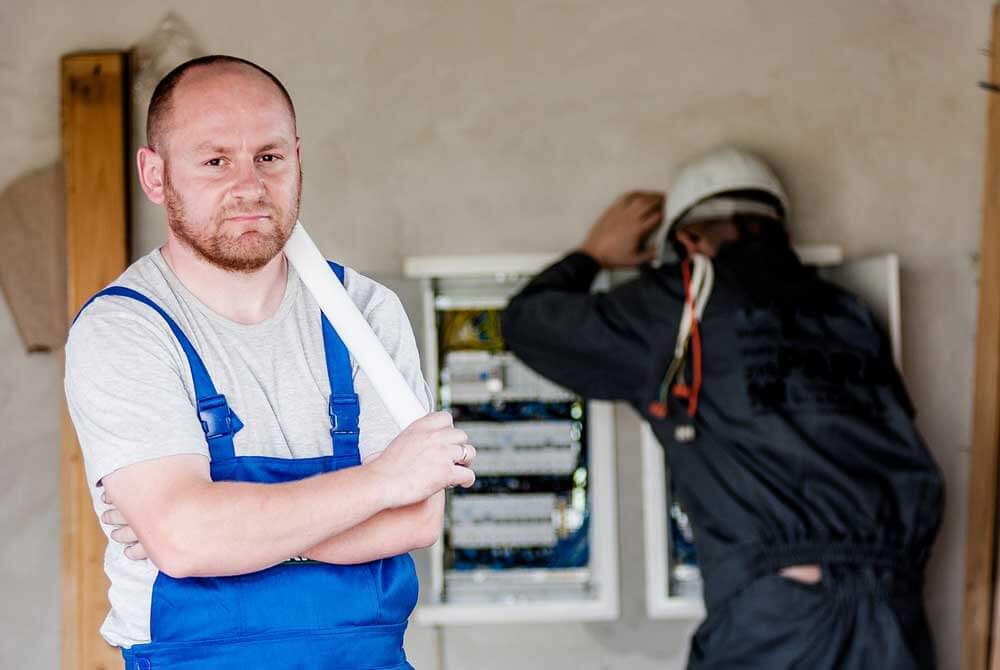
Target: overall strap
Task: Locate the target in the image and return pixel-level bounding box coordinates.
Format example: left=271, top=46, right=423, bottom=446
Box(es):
left=321, top=262, right=361, bottom=465
left=74, top=287, right=243, bottom=460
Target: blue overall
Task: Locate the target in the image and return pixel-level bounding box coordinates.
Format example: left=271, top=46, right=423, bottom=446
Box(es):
left=77, top=263, right=419, bottom=670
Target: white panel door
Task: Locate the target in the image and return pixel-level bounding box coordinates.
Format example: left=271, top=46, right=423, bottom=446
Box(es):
left=366, top=273, right=427, bottom=362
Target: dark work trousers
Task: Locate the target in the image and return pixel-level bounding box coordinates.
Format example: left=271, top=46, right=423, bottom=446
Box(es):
left=687, top=565, right=934, bottom=669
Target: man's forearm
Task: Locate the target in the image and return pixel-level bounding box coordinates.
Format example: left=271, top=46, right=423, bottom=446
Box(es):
left=302, top=491, right=444, bottom=564
left=108, top=412, right=473, bottom=579
left=143, top=462, right=391, bottom=578
left=501, top=251, right=647, bottom=400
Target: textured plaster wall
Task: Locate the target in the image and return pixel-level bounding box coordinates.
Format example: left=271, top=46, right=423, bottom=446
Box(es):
left=0, top=2, right=987, bottom=668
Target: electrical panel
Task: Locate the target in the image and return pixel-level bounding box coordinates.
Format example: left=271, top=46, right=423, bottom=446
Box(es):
left=403, top=254, right=619, bottom=625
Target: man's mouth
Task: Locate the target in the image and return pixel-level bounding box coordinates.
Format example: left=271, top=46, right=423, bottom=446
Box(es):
left=225, top=214, right=272, bottom=222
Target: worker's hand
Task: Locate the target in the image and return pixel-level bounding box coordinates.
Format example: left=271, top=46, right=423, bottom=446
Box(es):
left=578, top=191, right=665, bottom=268
left=100, top=491, right=148, bottom=561
left=368, top=411, right=476, bottom=509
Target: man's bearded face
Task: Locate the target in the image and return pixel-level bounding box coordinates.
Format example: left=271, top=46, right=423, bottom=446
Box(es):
left=163, top=163, right=301, bottom=273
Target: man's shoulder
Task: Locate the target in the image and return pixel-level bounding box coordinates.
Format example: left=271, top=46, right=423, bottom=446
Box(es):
left=68, top=250, right=182, bottom=352
left=76, top=249, right=174, bottom=311
left=340, top=266, right=404, bottom=319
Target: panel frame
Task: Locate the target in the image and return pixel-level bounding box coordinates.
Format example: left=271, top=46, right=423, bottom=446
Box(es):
left=404, top=258, right=620, bottom=625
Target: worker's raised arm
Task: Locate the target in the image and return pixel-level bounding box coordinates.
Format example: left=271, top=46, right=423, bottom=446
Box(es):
left=501, top=191, right=668, bottom=401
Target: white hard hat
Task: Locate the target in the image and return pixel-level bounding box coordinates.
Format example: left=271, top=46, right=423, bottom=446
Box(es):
left=665, top=146, right=789, bottom=237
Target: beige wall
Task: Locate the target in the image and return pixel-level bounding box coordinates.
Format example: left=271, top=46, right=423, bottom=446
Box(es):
left=0, top=2, right=987, bottom=668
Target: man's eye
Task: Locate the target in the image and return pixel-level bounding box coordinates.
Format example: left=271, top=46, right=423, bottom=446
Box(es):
left=258, top=154, right=281, bottom=163
left=204, top=158, right=224, bottom=167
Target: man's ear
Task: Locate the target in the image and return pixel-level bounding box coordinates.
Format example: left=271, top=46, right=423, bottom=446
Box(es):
left=137, top=147, right=166, bottom=205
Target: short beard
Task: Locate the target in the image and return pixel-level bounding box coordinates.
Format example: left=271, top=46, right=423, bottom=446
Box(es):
left=163, top=167, right=301, bottom=273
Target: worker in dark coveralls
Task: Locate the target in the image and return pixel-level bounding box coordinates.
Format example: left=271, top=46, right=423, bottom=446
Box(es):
left=500, top=146, right=944, bottom=669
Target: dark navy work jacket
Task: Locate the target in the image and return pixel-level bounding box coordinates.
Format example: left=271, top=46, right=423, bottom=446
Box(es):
left=501, top=240, right=943, bottom=610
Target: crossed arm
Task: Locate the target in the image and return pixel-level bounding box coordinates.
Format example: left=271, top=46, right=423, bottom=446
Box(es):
left=101, top=411, right=472, bottom=577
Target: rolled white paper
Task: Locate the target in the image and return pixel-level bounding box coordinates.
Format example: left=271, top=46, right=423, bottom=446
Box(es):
left=284, top=221, right=427, bottom=430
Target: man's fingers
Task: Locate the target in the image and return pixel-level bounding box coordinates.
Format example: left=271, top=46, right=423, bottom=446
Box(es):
left=452, top=465, right=476, bottom=489
left=640, top=211, right=664, bottom=231
left=124, top=543, right=148, bottom=561
left=626, top=191, right=664, bottom=211
left=618, top=191, right=639, bottom=206
left=101, top=509, right=127, bottom=526
left=623, top=190, right=661, bottom=204
left=634, top=248, right=659, bottom=264
left=455, top=443, right=477, bottom=465
left=400, top=411, right=452, bottom=438
left=435, top=428, right=469, bottom=446
left=110, top=522, right=149, bottom=562
left=418, top=411, right=454, bottom=431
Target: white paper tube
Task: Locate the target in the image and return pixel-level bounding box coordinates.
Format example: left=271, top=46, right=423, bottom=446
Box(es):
left=283, top=221, right=427, bottom=430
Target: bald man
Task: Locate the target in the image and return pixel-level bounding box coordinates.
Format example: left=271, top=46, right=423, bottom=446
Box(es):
left=65, top=55, right=475, bottom=669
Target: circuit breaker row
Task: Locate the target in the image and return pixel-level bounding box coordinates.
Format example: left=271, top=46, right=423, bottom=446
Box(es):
left=457, top=421, right=582, bottom=475
left=443, top=351, right=576, bottom=404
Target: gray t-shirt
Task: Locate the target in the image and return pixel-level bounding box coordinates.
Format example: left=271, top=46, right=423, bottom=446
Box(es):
left=64, top=248, right=433, bottom=648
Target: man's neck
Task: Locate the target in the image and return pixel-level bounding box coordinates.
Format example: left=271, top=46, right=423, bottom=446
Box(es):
left=160, top=238, right=289, bottom=325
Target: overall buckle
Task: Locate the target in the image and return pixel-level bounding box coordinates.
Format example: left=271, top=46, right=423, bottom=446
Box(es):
left=197, top=394, right=234, bottom=439
left=329, top=393, right=360, bottom=435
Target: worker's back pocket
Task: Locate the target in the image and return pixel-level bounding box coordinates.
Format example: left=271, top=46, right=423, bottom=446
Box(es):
left=689, top=574, right=833, bottom=668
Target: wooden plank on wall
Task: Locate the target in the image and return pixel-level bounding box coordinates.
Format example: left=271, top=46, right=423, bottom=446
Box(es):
left=966, top=5, right=1000, bottom=669
left=60, top=52, right=129, bottom=670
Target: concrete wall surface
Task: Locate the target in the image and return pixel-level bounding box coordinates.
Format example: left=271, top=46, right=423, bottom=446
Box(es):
left=0, top=2, right=987, bottom=668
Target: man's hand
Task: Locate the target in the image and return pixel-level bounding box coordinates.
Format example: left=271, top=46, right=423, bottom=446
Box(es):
left=367, top=411, right=476, bottom=509
left=578, top=191, right=665, bottom=268
left=102, top=490, right=148, bottom=561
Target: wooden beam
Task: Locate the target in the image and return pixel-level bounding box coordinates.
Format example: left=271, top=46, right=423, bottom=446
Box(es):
left=967, top=5, right=1000, bottom=669
left=60, top=52, right=130, bottom=670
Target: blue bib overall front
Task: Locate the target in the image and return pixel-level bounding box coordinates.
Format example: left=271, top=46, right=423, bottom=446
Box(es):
left=77, top=263, right=419, bottom=670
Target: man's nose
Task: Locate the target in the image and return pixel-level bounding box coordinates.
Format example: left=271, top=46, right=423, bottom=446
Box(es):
left=230, top=159, right=265, bottom=199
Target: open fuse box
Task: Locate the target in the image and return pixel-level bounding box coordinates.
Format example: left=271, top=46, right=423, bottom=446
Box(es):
left=403, top=255, right=619, bottom=625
